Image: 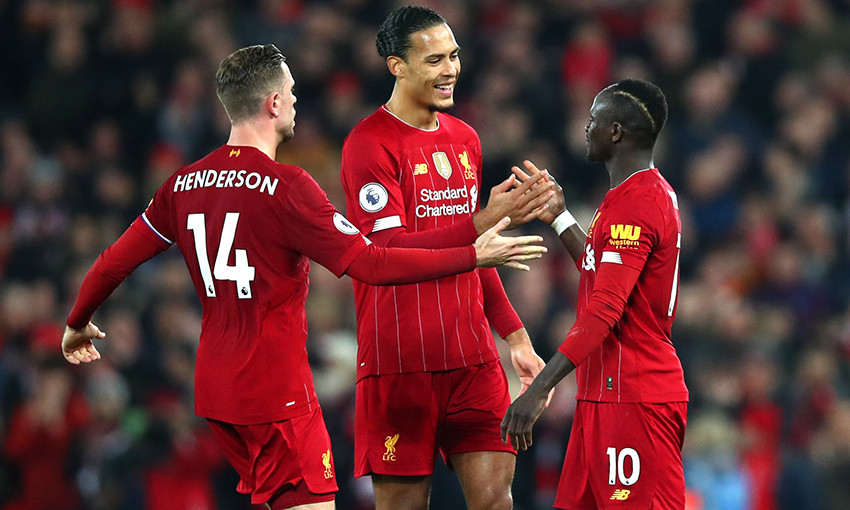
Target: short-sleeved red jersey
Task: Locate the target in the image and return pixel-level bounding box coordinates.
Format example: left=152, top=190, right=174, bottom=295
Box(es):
left=143, top=145, right=369, bottom=424
left=566, top=169, right=688, bottom=403
left=341, top=107, right=507, bottom=379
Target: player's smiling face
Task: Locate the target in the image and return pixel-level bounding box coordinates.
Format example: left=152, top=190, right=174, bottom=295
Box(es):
left=400, top=23, right=460, bottom=113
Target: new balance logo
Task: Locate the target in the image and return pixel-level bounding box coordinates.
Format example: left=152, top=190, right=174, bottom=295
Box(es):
left=610, top=489, right=631, bottom=501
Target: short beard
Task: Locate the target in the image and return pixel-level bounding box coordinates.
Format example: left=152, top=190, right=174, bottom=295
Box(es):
left=429, top=103, right=455, bottom=113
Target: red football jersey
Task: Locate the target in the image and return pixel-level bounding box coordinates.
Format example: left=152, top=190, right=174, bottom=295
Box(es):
left=341, top=107, right=512, bottom=379
left=143, top=145, right=369, bottom=424
left=567, top=169, right=688, bottom=403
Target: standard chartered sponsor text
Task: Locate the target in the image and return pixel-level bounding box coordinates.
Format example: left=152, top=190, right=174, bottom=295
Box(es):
left=416, top=186, right=472, bottom=218
left=173, top=169, right=279, bottom=196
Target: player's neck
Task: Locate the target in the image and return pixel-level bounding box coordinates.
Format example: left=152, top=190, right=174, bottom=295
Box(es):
left=606, top=151, right=654, bottom=188
left=385, top=90, right=439, bottom=130
left=227, top=121, right=279, bottom=160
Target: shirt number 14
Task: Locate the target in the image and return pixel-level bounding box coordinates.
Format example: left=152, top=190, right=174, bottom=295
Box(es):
left=187, top=212, right=256, bottom=299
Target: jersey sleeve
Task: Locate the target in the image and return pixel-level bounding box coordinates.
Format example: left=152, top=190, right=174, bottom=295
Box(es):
left=558, top=262, right=641, bottom=365
left=478, top=267, right=523, bottom=338
left=341, top=131, right=409, bottom=234
left=283, top=170, right=369, bottom=277
left=140, top=178, right=178, bottom=246
left=67, top=218, right=170, bottom=328
left=346, top=243, right=475, bottom=285
left=595, top=189, right=662, bottom=273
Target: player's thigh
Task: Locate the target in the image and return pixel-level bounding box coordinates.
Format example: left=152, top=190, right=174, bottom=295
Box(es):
left=440, top=360, right=516, bottom=458
left=354, top=372, right=439, bottom=477
left=372, top=474, right=432, bottom=510
left=558, top=401, right=687, bottom=510
left=450, top=450, right=515, bottom=510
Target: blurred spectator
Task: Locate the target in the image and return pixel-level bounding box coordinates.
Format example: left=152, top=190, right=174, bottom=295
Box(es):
left=683, top=412, right=751, bottom=510
left=3, top=358, right=88, bottom=510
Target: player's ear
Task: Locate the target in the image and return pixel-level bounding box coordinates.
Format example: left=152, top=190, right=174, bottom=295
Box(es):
left=611, top=122, right=623, bottom=144
left=265, top=91, right=281, bottom=118
left=387, top=56, right=405, bottom=79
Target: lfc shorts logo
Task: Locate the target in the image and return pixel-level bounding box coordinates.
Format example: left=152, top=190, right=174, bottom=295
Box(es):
left=610, top=489, right=631, bottom=501
left=322, top=449, right=334, bottom=479
left=383, top=433, right=399, bottom=461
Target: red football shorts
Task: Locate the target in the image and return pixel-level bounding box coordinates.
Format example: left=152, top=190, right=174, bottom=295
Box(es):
left=207, top=407, right=337, bottom=508
left=555, top=401, right=687, bottom=510
left=354, top=359, right=516, bottom=477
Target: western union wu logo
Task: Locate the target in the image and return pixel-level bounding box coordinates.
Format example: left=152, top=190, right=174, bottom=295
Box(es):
left=610, top=224, right=641, bottom=241
left=383, top=433, right=399, bottom=461
left=610, top=489, right=631, bottom=501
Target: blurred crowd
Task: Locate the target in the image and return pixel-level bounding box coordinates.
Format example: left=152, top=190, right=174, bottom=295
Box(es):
left=1, top=0, right=849, bottom=509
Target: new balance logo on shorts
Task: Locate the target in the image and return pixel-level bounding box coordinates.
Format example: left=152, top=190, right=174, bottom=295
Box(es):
left=383, top=433, right=399, bottom=461
left=610, top=489, right=631, bottom=501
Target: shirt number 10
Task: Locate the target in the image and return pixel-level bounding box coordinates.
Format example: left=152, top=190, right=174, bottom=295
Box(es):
left=607, top=447, right=640, bottom=486
left=187, top=212, right=256, bottom=299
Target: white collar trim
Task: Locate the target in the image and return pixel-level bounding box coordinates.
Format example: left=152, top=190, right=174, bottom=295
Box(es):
left=611, top=168, right=653, bottom=189
left=381, top=105, right=440, bottom=132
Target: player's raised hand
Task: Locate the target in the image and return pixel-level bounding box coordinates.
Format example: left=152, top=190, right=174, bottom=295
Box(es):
left=474, top=217, right=547, bottom=271
left=62, top=322, right=105, bottom=364
left=473, top=172, right=554, bottom=232
left=511, top=160, right=567, bottom=225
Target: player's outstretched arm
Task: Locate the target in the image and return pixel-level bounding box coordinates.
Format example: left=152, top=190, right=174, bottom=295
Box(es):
left=501, top=351, right=576, bottom=451
left=62, top=323, right=105, bottom=364
left=474, top=217, right=546, bottom=271
left=511, top=160, right=586, bottom=264
left=472, top=172, right=555, bottom=233
left=62, top=218, right=168, bottom=365
left=345, top=217, right=546, bottom=285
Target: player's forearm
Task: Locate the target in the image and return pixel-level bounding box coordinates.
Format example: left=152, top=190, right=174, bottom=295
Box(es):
left=66, top=263, right=124, bottom=329
left=525, top=351, right=576, bottom=396
left=370, top=217, right=478, bottom=249
left=67, top=221, right=166, bottom=328
left=479, top=267, right=523, bottom=337
left=558, top=264, right=639, bottom=364
left=549, top=209, right=586, bottom=263
left=504, top=328, right=532, bottom=348
left=346, top=243, right=475, bottom=285
left=559, top=224, right=587, bottom=264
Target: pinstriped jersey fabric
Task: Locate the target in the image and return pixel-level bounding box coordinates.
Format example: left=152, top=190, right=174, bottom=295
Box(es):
left=573, top=169, right=688, bottom=403
left=341, top=108, right=499, bottom=380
